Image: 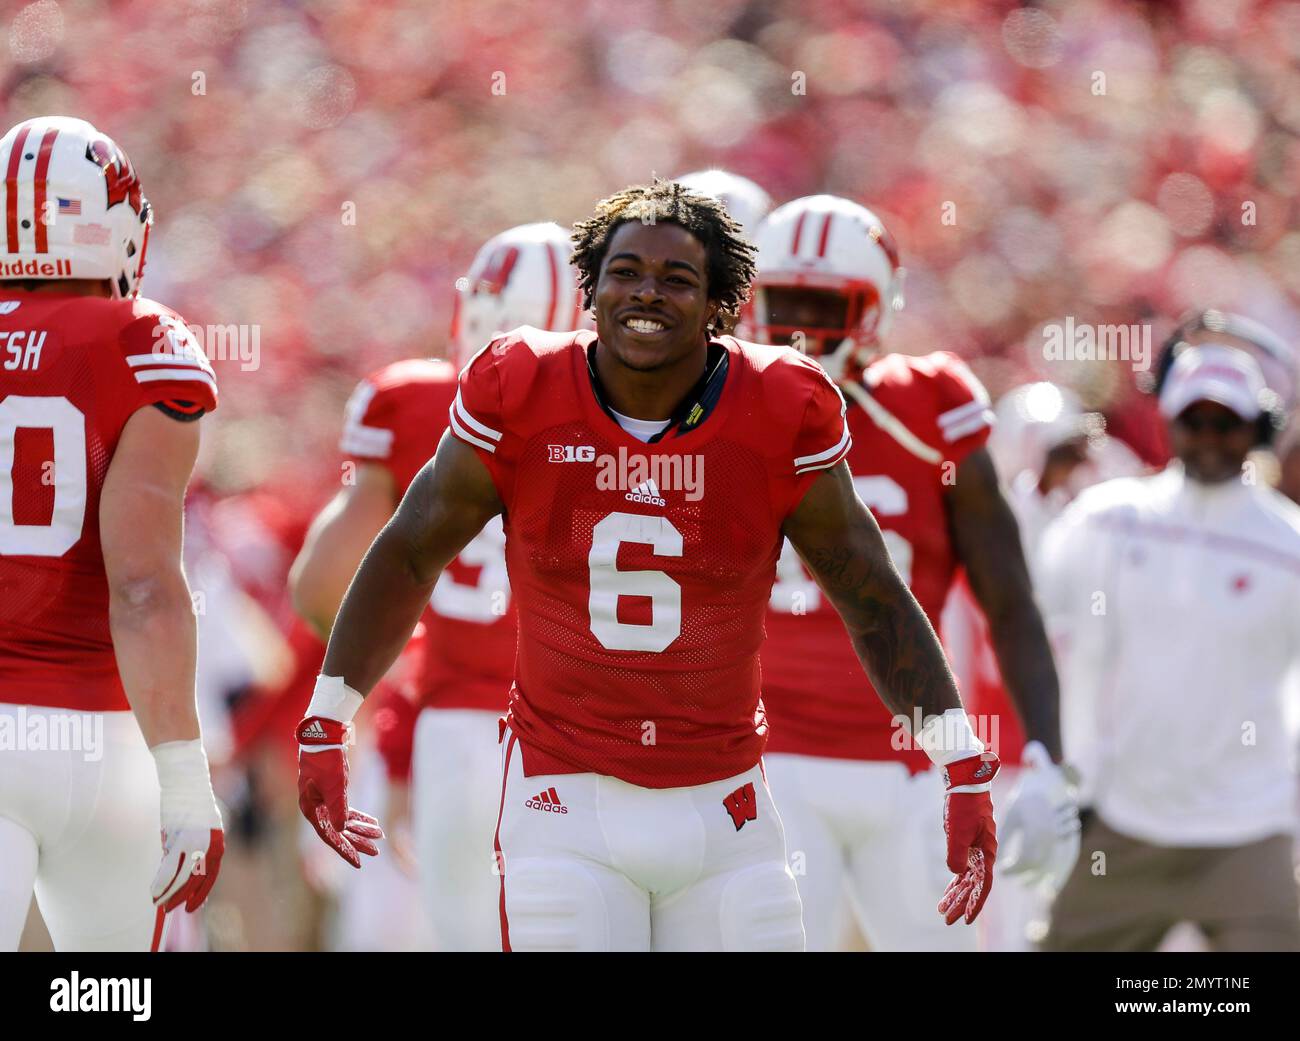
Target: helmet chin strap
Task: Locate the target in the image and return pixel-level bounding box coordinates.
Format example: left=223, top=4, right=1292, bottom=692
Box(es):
left=816, top=336, right=856, bottom=382
left=817, top=333, right=879, bottom=383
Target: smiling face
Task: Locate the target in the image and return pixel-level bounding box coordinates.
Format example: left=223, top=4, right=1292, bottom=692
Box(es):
left=1169, top=400, right=1256, bottom=484
left=593, top=221, right=719, bottom=373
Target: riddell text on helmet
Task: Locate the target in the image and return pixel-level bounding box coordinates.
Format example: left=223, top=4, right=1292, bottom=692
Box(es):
left=0, top=259, right=73, bottom=277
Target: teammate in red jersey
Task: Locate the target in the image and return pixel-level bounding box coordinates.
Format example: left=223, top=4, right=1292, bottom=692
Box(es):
left=0, top=117, right=223, bottom=951
left=747, top=194, right=1077, bottom=951
left=298, top=181, right=998, bottom=951
left=290, top=222, right=583, bottom=949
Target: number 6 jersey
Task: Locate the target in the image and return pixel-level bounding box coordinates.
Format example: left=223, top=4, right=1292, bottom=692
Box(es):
left=450, top=327, right=851, bottom=789
left=0, top=292, right=217, bottom=711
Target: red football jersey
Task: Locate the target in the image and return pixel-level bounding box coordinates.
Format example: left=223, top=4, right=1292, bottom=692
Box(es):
left=341, top=358, right=516, bottom=712
left=761, top=351, right=993, bottom=766
left=450, top=328, right=852, bottom=788
left=0, top=291, right=218, bottom=711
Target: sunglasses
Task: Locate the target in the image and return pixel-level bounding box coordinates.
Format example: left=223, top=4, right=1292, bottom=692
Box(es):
left=1175, top=412, right=1248, bottom=434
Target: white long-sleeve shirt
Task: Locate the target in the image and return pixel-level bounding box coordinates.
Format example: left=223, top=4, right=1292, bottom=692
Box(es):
left=1036, top=463, right=1300, bottom=847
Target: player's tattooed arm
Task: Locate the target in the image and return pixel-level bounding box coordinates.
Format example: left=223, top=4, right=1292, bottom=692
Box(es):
left=784, top=462, right=964, bottom=722
left=946, top=447, right=1063, bottom=760
left=321, top=431, right=503, bottom=696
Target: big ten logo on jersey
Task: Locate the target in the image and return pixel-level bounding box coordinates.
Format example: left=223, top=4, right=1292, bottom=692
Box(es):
left=548, top=444, right=595, bottom=463
left=2, top=328, right=47, bottom=371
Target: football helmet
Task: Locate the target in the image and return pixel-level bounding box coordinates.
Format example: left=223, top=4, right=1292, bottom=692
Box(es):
left=674, top=169, right=773, bottom=235
left=0, top=116, right=152, bottom=298
left=749, top=194, right=903, bottom=379
left=451, top=221, right=587, bottom=365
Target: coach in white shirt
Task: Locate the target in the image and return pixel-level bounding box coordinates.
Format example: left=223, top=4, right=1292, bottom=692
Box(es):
left=1036, top=344, right=1300, bottom=952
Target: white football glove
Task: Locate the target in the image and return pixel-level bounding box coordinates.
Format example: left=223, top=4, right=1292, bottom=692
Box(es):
left=150, top=739, right=226, bottom=915
left=999, top=740, right=1080, bottom=895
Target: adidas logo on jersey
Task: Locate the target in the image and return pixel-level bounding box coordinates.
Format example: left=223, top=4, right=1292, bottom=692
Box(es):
left=625, top=478, right=666, bottom=507
left=525, top=787, right=568, bottom=814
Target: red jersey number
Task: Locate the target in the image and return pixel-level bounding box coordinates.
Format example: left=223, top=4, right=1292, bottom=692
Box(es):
left=0, top=394, right=86, bottom=557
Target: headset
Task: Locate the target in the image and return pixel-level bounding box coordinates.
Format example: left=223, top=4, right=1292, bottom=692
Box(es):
left=1147, top=309, right=1292, bottom=447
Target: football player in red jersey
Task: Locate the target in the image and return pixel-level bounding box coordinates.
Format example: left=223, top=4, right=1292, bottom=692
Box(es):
left=748, top=194, right=1078, bottom=951
left=0, top=117, right=223, bottom=951
left=298, top=180, right=999, bottom=952
left=289, top=222, right=584, bottom=949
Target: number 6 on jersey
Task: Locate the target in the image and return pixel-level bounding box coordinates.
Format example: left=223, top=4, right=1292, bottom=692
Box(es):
left=588, top=511, right=683, bottom=652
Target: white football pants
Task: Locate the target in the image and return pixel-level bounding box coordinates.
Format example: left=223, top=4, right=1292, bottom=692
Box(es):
left=0, top=704, right=166, bottom=951
left=763, top=753, right=979, bottom=952
left=495, top=728, right=805, bottom=952
left=410, top=708, right=504, bottom=951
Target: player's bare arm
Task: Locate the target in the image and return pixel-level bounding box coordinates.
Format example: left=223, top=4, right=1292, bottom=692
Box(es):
left=101, top=405, right=204, bottom=747
left=299, top=430, right=501, bottom=866
left=289, top=462, right=397, bottom=640
left=946, top=447, right=1062, bottom=761
left=320, top=431, right=503, bottom=694
left=783, top=461, right=962, bottom=722
left=784, top=459, right=998, bottom=923
left=100, top=403, right=225, bottom=913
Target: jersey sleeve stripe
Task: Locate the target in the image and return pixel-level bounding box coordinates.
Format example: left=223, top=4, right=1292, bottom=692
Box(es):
left=448, top=404, right=498, bottom=454
left=794, top=432, right=853, bottom=475
left=941, top=408, right=995, bottom=442
left=452, top=389, right=502, bottom=443
left=937, top=398, right=991, bottom=430
left=126, top=353, right=215, bottom=374
left=793, top=419, right=851, bottom=469
left=340, top=425, right=394, bottom=458
left=134, top=368, right=218, bottom=393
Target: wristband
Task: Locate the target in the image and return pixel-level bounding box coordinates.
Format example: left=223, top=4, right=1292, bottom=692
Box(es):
left=151, top=738, right=222, bottom=826
left=918, top=707, right=985, bottom=767
left=307, top=674, right=365, bottom=723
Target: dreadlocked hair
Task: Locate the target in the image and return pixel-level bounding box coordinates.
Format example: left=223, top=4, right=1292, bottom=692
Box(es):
left=570, top=178, right=758, bottom=335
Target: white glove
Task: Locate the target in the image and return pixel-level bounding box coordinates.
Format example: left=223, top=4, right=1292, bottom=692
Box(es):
left=151, top=739, right=226, bottom=913
left=999, top=740, right=1080, bottom=895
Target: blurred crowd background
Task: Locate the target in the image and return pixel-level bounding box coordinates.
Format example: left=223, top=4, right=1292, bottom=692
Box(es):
left=6, top=0, right=1300, bottom=949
